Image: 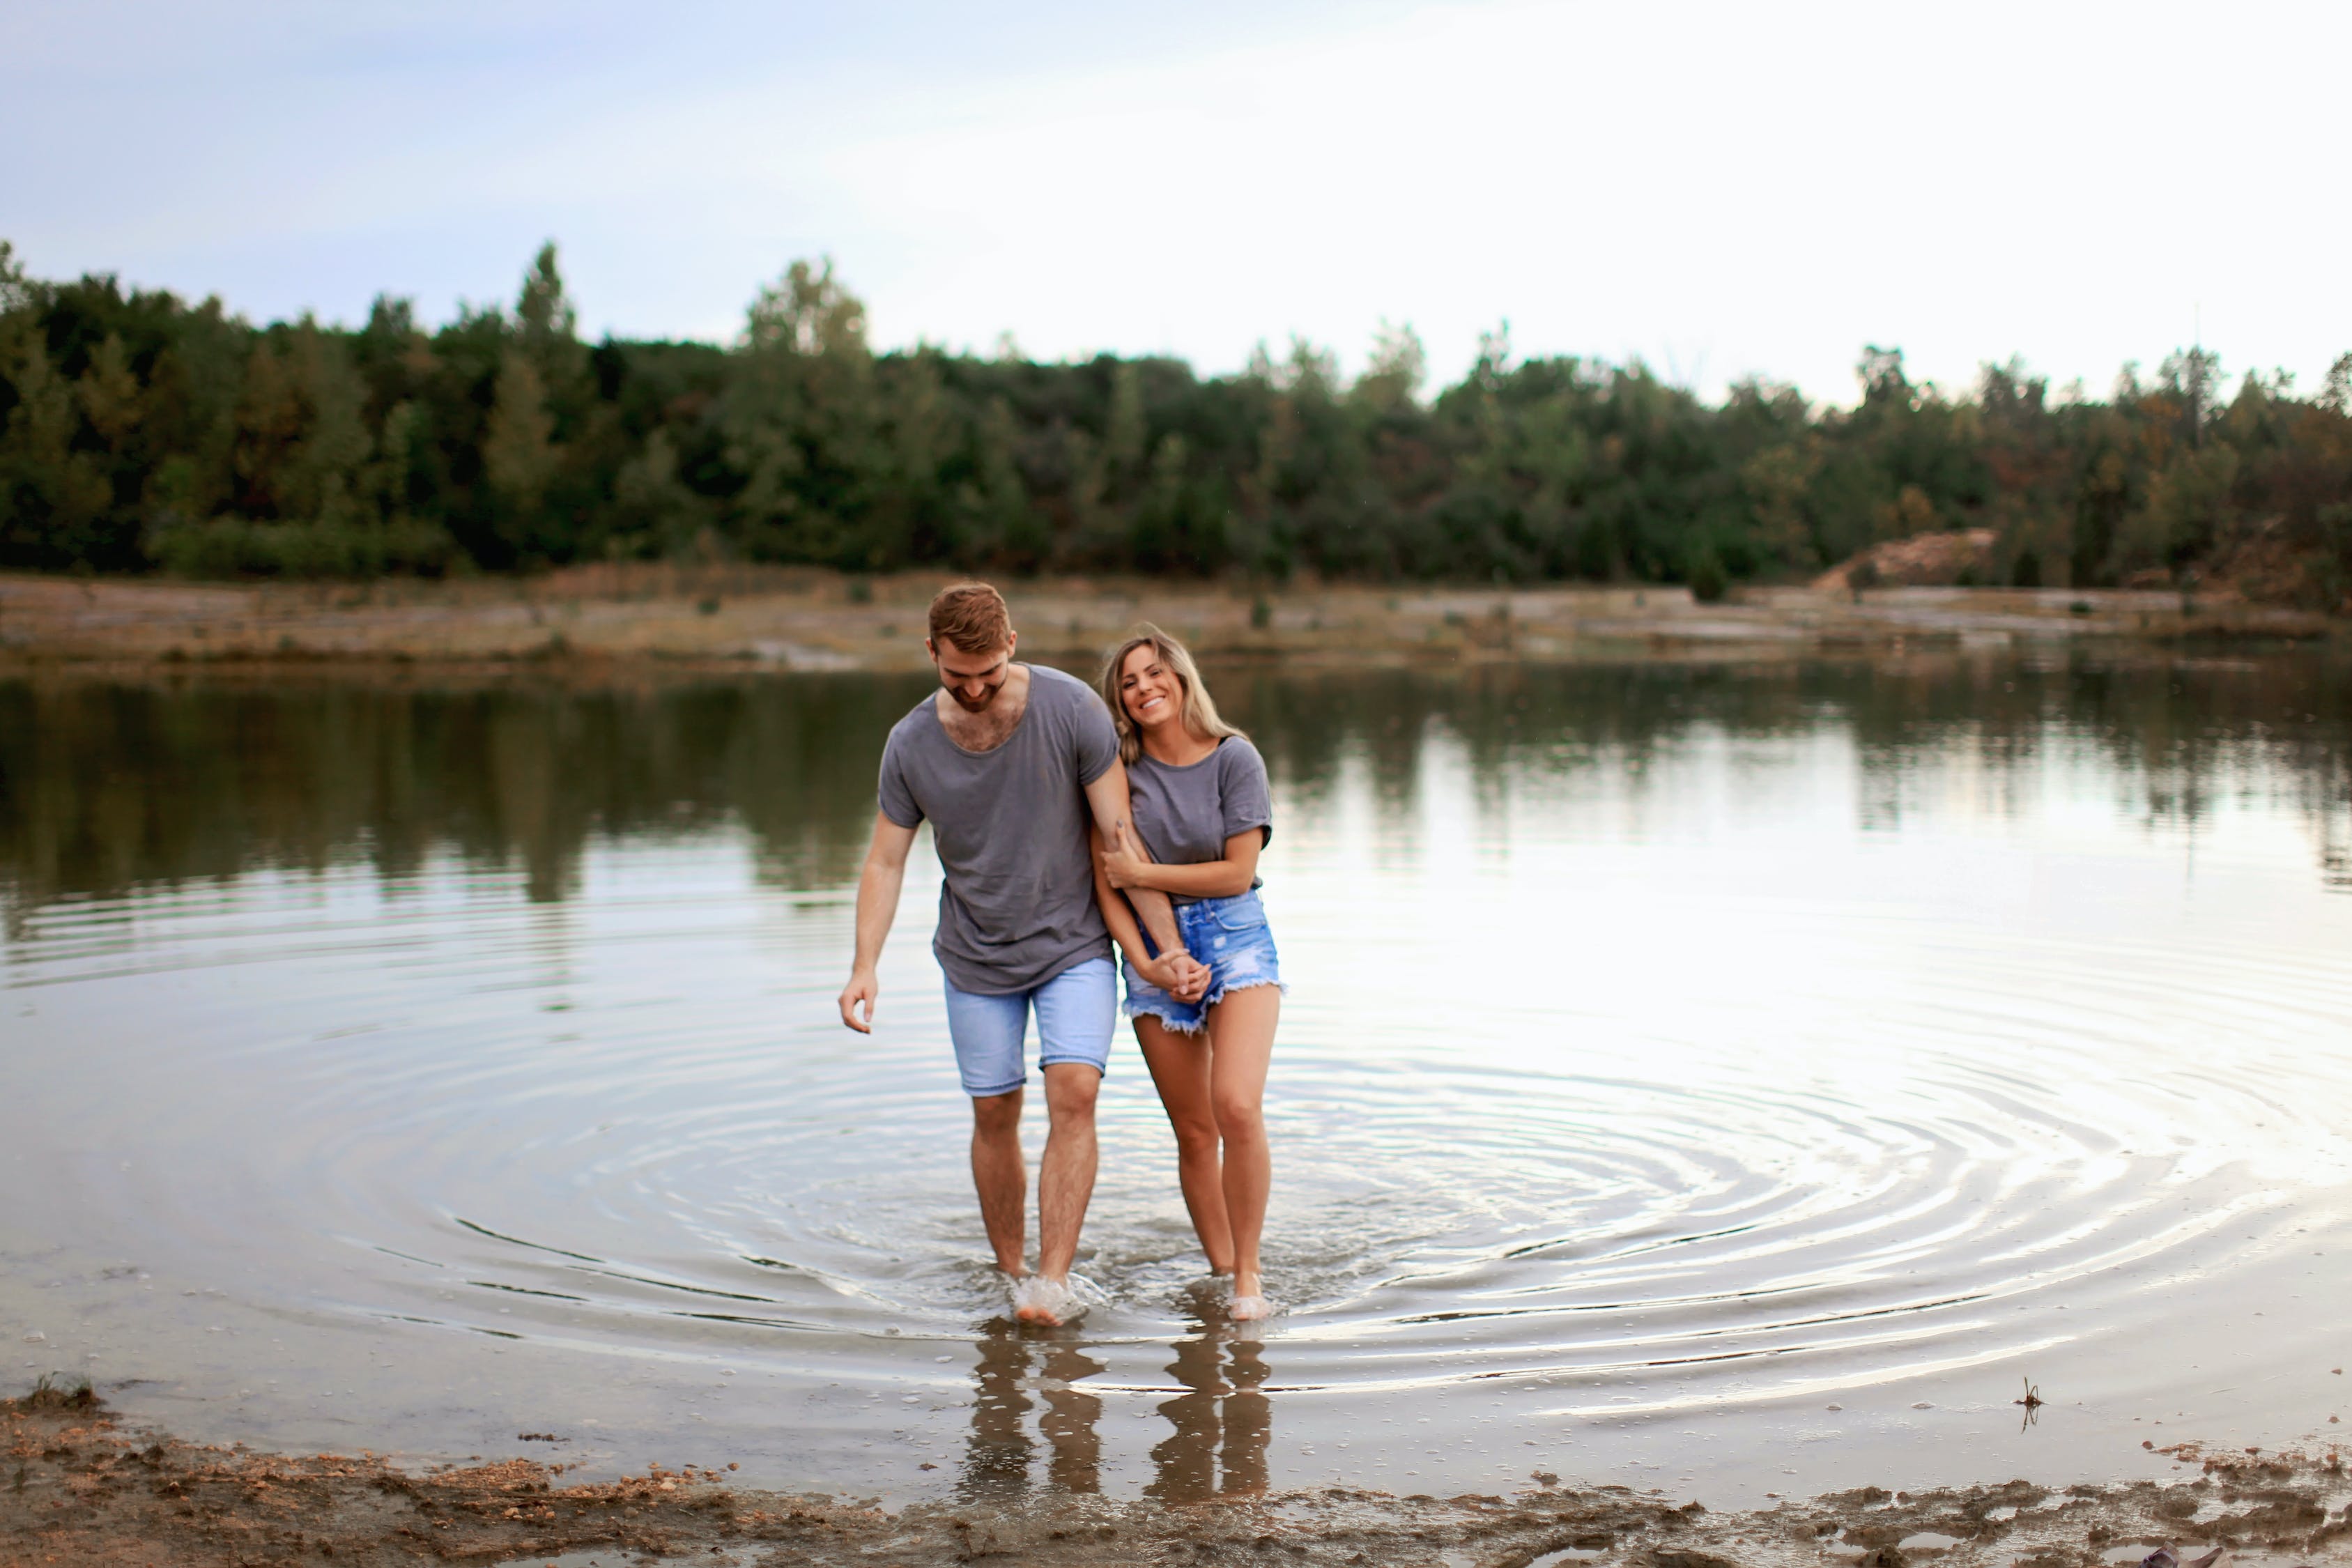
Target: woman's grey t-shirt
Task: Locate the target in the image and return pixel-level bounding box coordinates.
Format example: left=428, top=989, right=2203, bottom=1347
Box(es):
left=1126, top=736, right=1272, bottom=905
left=877, top=665, right=1119, bottom=996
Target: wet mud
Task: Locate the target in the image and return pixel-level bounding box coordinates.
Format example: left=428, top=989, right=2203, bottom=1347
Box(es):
left=8, top=1388, right=2349, bottom=1568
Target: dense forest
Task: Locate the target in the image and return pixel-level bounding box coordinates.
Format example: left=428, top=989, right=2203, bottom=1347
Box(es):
left=3, top=240, right=2349, bottom=602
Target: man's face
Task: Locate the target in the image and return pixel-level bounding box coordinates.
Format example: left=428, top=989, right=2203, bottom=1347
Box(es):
left=930, top=633, right=1016, bottom=712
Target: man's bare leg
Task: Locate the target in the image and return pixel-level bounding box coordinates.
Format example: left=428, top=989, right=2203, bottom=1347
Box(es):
left=970, top=1087, right=1028, bottom=1279
left=1025, top=1062, right=1100, bottom=1323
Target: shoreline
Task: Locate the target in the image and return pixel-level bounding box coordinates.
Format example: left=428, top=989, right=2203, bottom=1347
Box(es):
left=0, top=568, right=2339, bottom=681
left=7, top=1388, right=2348, bottom=1567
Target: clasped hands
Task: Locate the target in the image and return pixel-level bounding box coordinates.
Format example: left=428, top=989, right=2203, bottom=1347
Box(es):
left=1100, top=823, right=1211, bottom=1003
left=1142, top=947, right=1211, bottom=1003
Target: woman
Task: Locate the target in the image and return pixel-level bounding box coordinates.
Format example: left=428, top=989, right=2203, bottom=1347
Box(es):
left=1090, top=626, right=1282, bottom=1320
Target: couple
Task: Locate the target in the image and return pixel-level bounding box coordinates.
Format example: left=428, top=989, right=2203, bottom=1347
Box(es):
left=837, top=583, right=1282, bottom=1328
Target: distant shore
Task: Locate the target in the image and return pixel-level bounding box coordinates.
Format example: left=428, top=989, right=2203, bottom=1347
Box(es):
left=8, top=1387, right=2348, bottom=1568
left=0, top=567, right=2338, bottom=679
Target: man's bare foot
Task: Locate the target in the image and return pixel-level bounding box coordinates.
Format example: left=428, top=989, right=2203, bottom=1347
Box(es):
left=1012, top=1273, right=1085, bottom=1326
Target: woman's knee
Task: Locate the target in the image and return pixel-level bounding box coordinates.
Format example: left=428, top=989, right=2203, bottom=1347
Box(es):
left=1211, top=1093, right=1264, bottom=1144
left=1168, top=1114, right=1221, bottom=1160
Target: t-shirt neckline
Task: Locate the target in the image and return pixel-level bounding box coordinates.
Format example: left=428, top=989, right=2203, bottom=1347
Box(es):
left=934, top=663, right=1038, bottom=758
left=1140, top=733, right=1227, bottom=771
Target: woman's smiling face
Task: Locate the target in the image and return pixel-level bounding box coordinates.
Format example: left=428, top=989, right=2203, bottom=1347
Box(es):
left=1119, top=643, right=1181, bottom=731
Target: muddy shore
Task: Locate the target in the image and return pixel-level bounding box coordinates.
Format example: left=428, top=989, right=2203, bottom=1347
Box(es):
left=0, top=566, right=2337, bottom=679
left=6, top=1386, right=2348, bottom=1568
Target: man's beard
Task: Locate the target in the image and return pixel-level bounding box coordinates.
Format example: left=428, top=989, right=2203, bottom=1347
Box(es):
left=947, top=681, right=1002, bottom=714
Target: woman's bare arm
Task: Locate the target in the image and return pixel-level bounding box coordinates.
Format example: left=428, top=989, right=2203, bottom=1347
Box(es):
left=1099, top=829, right=1260, bottom=900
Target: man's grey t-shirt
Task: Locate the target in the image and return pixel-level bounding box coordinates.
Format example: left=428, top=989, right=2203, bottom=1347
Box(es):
left=1126, top=736, right=1272, bottom=905
left=877, top=665, right=1119, bottom=996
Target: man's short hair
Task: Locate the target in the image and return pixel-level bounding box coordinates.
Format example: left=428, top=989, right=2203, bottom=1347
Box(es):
left=928, top=582, right=1013, bottom=654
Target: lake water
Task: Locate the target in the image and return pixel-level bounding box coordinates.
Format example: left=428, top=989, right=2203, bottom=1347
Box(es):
left=3, top=650, right=2350, bottom=1508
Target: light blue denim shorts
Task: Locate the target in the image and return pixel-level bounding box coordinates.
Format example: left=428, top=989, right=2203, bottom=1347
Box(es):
left=942, top=955, right=1117, bottom=1098
left=1121, top=890, right=1284, bottom=1036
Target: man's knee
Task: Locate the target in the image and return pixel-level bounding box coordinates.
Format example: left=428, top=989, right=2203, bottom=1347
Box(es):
left=1040, top=1064, right=1100, bottom=1124
left=971, top=1086, right=1024, bottom=1137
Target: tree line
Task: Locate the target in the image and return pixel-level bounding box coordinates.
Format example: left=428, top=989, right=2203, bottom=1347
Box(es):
left=3, top=240, right=2349, bottom=601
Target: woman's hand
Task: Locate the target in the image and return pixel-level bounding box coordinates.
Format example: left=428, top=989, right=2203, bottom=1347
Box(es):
left=1098, top=822, right=1154, bottom=891
left=1140, top=951, right=1213, bottom=1003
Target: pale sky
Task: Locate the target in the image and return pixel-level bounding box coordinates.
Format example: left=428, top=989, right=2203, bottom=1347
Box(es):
left=4, top=0, right=2346, bottom=404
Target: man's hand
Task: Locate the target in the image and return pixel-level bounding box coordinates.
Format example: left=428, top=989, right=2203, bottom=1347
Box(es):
left=839, top=967, right=879, bottom=1033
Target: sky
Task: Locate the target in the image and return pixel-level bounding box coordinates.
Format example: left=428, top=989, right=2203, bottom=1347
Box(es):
left=4, top=0, right=2346, bottom=405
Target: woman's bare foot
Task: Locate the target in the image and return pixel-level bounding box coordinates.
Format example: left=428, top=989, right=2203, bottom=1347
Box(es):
left=1228, top=1270, right=1270, bottom=1321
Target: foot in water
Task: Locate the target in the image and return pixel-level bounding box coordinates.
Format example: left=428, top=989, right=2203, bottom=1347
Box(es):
left=1228, top=1271, right=1271, bottom=1321
left=1010, top=1273, right=1086, bottom=1326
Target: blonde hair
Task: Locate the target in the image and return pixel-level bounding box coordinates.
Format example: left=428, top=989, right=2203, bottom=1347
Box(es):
left=1097, top=624, right=1243, bottom=765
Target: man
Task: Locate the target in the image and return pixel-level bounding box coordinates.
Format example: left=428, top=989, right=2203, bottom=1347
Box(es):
left=838, top=583, right=1206, bottom=1326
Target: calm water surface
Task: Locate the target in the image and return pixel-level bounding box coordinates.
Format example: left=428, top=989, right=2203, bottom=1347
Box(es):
left=4, top=652, right=2350, bottom=1507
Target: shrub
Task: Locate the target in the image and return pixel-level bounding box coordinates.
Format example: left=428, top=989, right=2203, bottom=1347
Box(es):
left=1686, top=544, right=1729, bottom=604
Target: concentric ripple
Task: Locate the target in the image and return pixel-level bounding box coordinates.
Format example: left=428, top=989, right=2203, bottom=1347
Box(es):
left=6, top=660, right=2351, bottom=1500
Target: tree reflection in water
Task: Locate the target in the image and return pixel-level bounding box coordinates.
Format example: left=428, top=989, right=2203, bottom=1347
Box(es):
left=5, top=654, right=2348, bottom=930
left=955, top=1316, right=1270, bottom=1502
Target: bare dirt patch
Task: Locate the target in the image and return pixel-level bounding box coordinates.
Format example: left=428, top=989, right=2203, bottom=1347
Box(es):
left=0, top=565, right=2335, bottom=679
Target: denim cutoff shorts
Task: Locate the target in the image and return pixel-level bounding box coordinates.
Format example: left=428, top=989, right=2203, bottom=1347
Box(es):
left=1121, top=889, right=1284, bottom=1036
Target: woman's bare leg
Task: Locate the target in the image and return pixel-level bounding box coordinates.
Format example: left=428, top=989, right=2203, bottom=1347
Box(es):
left=1205, top=985, right=1277, bottom=1298
left=1134, top=1015, right=1235, bottom=1275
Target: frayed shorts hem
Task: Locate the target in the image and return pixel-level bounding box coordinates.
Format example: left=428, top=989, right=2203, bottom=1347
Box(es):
left=1125, top=976, right=1286, bottom=1036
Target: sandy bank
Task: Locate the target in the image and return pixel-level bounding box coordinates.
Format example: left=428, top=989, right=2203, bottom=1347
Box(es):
left=7, top=1387, right=2349, bottom=1568
left=0, top=567, right=2337, bottom=677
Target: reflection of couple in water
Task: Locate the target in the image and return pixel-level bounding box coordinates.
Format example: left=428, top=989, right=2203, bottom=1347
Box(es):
left=960, top=1318, right=1271, bottom=1504
left=839, top=582, right=1282, bottom=1326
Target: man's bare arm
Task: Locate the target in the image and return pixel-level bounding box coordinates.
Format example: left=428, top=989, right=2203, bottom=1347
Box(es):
left=839, top=810, right=918, bottom=1033
left=1082, top=761, right=1208, bottom=1001
left=1089, top=824, right=1189, bottom=992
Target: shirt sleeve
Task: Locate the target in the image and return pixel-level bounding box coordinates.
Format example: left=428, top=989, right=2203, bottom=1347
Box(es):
left=877, top=728, right=924, bottom=829
left=1072, top=684, right=1120, bottom=787
left=1219, top=738, right=1273, bottom=845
